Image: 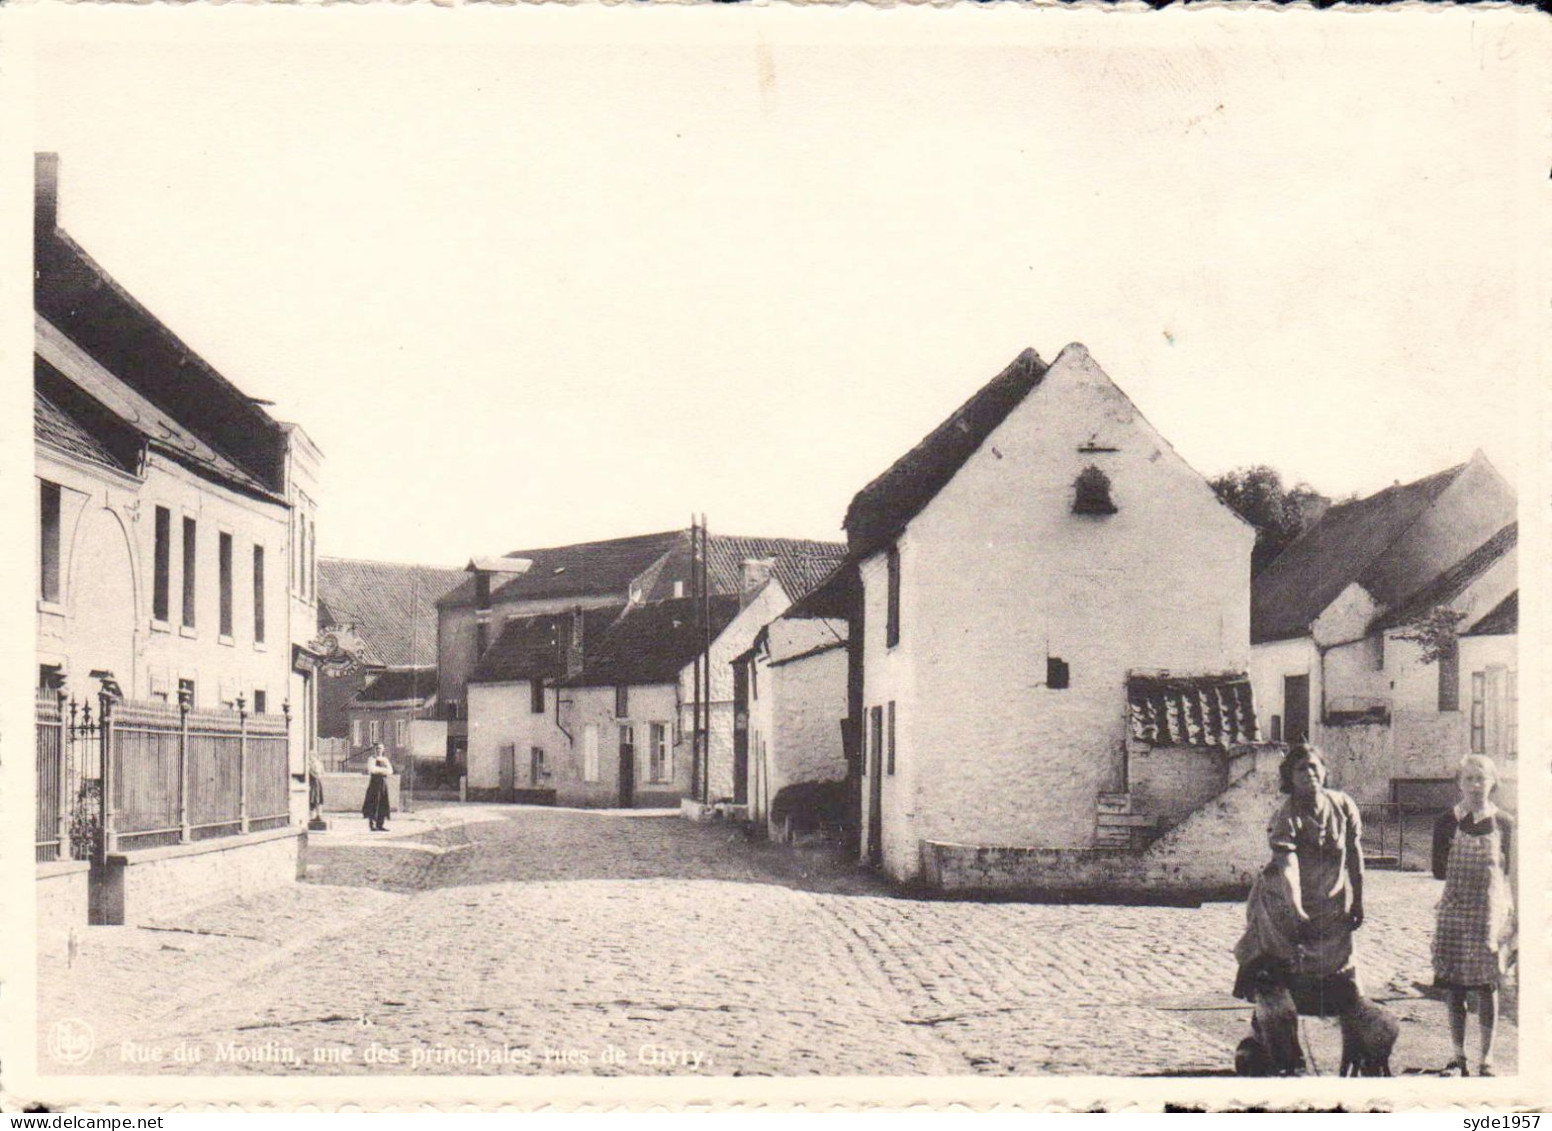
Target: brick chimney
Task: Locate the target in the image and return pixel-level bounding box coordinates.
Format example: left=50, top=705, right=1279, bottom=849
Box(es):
left=35, top=153, right=59, bottom=235
left=740, top=558, right=776, bottom=607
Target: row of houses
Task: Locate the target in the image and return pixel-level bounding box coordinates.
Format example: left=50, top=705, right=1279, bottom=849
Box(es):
left=319, top=341, right=1517, bottom=891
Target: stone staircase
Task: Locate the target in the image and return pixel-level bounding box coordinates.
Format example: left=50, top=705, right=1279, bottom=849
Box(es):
left=1095, top=792, right=1158, bottom=851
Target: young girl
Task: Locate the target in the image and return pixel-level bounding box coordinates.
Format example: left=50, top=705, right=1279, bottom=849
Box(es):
left=1432, top=755, right=1516, bottom=1077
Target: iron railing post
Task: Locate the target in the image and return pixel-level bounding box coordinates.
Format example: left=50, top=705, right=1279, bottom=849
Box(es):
left=98, top=692, right=117, bottom=859
left=237, top=694, right=249, bottom=833
left=54, top=689, right=69, bottom=860
left=178, top=686, right=192, bottom=842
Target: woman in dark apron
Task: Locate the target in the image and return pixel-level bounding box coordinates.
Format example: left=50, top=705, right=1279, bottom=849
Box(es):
left=362, top=744, right=393, bottom=831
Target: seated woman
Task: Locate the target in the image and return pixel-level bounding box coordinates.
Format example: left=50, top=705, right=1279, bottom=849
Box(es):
left=1233, top=744, right=1392, bottom=1075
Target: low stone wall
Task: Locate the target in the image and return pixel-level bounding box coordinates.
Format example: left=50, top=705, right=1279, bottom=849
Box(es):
left=920, top=747, right=1283, bottom=902
left=37, top=859, right=91, bottom=936
left=319, top=771, right=401, bottom=815
left=93, top=826, right=303, bottom=926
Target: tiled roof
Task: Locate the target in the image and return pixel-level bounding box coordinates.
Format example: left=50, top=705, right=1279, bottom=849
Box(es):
left=1376, top=524, right=1517, bottom=631
left=34, top=387, right=126, bottom=472
left=1465, top=591, right=1517, bottom=637
left=442, top=529, right=847, bottom=610
left=1251, top=464, right=1466, bottom=644
left=354, top=667, right=438, bottom=705
left=36, top=324, right=281, bottom=502
left=36, top=221, right=289, bottom=496
left=1127, top=673, right=1258, bottom=748
left=469, top=606, right=624, bottom=684
left=558, top=595, right=742, bottom=688
left=785, top=560, right=859, bottom=620
left=843, top=348, right=1049, bottom=557
left=318, top=558, right=467, bottom=668
left=438, top=531, right=684, bottom=609
left=639, top=534, right=848, bottom=604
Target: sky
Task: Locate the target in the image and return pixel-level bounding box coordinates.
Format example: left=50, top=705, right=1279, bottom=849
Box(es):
left=21, top=6, right=1541, bottom=567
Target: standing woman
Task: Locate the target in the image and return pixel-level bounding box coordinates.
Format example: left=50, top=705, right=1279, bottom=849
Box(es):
left=1233, top=744, right=1370, bottom=1074
left=1432, top=755, right=1516, bottom=1077
left=362, top=743, right=393, bottom=832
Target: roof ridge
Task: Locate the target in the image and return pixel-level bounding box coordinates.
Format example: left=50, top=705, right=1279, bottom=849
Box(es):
left=319, top=555, right=466, bottom=571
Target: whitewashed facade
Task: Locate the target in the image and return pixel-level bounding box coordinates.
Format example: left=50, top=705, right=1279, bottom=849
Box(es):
left=849, top=344, right=1254, bottom=881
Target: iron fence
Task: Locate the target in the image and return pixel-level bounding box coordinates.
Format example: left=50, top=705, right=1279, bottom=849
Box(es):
left=35, top=690, right=291, bottom=861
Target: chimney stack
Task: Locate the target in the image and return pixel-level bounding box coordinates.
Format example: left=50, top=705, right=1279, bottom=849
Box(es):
left=739, top=558, right=776, bottom=607
left=35, top=153, right=59, bottom=235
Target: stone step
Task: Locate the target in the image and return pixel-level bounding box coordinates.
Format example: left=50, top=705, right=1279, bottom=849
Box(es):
left=1095, top=793, right=1134, bottom=815
left=1097, top=812, right=1156, bottom=828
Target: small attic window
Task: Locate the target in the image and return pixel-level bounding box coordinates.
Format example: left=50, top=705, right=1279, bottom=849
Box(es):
left=1072, top=465, right=1117, bottom=516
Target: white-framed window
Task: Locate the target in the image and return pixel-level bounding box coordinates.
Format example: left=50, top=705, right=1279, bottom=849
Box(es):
left=351, top=719, right=363, bottom=746
left=396, top=718, right=409, bottom=747
left=649, top=722, right=672, bottom=783
left=368, top=718, right=381, bottom=743
left=582, top=724, right=600, bottom=783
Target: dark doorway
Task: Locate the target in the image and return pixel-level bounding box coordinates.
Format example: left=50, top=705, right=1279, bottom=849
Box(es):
left=617, top=724, right=635, bottom=808
left=732, top=664, right=750, bottom=805
left=1284, top=674, right=1311, bottom=746
left=866, top=705, right=883, bottom=865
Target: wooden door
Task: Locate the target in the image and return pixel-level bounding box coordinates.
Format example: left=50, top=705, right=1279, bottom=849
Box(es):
left=1283, top=675, right=1310, bottom=746
left=617, top=725, right=635, bottom=808
left=866, top=705, right=883, bottom=865
left=498, top=743, right=516, bottom=800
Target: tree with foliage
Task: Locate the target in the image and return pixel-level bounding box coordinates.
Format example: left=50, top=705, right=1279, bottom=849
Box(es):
left=1209, top=466, right=1329, bottom=576
left=1395, top=606, right=1467, bottom=665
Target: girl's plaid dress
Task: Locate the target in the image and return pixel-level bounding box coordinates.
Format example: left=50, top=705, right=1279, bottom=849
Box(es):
left=1432, top=809, right=1514, bottom=989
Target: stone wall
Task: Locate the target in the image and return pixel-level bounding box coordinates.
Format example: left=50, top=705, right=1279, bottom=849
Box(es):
left=37, top=860, right=91, bottom=938
left=767, top=646, right=849, bottom=833
left=94, top=826, right=302, bottom=926
left=318, top=771, right=401, bottom=814
left=1128, top=743, right=1228, bottom=830
left=1318, top=722, right=1395, bottom=805
left=921, top=746, right=1282, bottom=899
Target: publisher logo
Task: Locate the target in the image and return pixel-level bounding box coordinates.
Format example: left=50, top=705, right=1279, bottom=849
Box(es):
left=47, top=1018, right=95, bottom=1065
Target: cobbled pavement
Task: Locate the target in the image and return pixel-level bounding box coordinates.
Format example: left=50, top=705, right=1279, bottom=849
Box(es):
left=37, top=805, right=1516, bottom=1078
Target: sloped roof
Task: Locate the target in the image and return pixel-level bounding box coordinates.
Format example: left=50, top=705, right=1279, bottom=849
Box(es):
left=639, top=534, right=847, bottom=603
left=354, top=668, right=438, bottom=705
left=35, top=217, right=289, bottom=496
left=1251, top=464, right=1466, bottom=644
left=1375, top=523, right=1517, bottom=631
left=35, top=387, right=126, bottom=472
left=557, top=595, right=742, bottom=688
left=843, top=348, right=1049, bottom=556
left=442, top=529, right=847, bottom=610
left=318, top=558, right=467, bottom=668
left=36, top=325, right=282, bottom=502
left=1127, top=673, right=1258, bottom=748
left=785, top=560, right=859, bottom=620
left=469, top=605, right=624, bottom=684
left=438, top=530, right=684, bottom=609
left=1465, top=591, right=1517, bottom=637
left=766, top=617, right=848, bottom=667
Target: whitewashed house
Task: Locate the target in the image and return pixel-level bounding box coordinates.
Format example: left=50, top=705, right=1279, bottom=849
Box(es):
left=842, top=344, right=1257, bottom=884
left=1249, top=455, right=1517, bottom=807
left=34, top=154, right=324, bottom=926
left=732, top=611, right=850, bottom=839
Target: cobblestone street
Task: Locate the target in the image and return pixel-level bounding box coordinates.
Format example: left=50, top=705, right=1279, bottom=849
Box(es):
left=38, top=806, right=1517, bottom=1078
